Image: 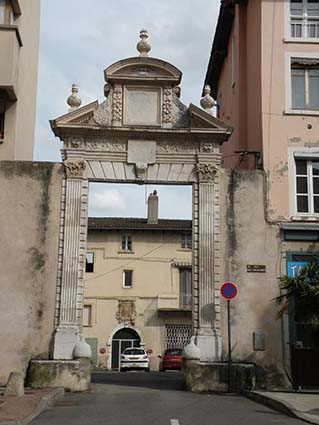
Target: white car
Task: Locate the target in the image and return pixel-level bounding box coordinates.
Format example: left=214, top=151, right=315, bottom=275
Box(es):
left=120, top=348, right=150, bottom=372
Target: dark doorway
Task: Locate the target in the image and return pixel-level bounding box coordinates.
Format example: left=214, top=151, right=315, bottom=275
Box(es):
left=287, top=253, right=319, bottom=389
left=111, top=328, right=141, bottom=370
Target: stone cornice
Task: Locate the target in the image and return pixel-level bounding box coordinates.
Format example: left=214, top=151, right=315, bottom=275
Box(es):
left=51, top=124, right=231, bottom=143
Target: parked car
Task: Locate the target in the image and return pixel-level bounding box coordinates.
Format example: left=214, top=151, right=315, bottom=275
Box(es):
left=120, top=348, right=150, bottom=372
left=158, top=348, right=183, bottom=371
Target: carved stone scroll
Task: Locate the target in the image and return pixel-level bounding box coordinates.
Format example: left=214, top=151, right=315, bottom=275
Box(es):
left=116, top=300, right=137, bottom=325
left=162, top=87, right=173, bottom=125
left=112, top=84, right=123, bottom=124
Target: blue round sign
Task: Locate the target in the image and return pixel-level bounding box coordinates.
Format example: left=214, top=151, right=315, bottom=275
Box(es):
left=220, top=282, right=238, bottom=300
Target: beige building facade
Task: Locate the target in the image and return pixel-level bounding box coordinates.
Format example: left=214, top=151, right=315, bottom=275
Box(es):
left=83, top=194, right=192, bottom=370
left=0, top=0, right=40, bottom=160
left=205, top=0, right=319, bottom=388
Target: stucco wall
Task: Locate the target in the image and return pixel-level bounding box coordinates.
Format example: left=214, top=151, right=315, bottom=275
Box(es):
left=220, top=169, right=285, bottom=386
left=261, top=0, right=319, bottom=221
left=0, top=161, right=63, bottom=385
left=217, top=1, right=262, bottom=169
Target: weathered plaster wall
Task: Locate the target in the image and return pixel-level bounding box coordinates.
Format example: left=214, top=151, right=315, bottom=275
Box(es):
left=0, top=161, right=63, bottom=385
left=220, top=170, right=285, bottom=387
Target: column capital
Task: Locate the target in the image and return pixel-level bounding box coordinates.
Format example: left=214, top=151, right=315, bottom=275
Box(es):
left=196, top=163, right=218, bottom=183
left=63, top=159, right=87, bottom=179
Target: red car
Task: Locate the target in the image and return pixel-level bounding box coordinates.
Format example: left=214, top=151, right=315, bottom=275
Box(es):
left=159, top=348, right=183, bottom=371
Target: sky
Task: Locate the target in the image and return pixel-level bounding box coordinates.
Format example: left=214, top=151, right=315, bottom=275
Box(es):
left=34, top=0, right=219, bottom=219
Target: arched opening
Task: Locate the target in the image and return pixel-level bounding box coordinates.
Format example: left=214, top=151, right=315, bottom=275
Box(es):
left=111, top=328, right=141, bottom=370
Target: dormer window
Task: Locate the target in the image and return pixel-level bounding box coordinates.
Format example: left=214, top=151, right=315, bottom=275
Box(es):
left=0, top=0, right=15, bottom=25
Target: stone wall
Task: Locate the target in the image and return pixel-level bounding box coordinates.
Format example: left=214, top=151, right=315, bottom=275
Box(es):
left=0, top=161, right=63, bottom=385
left=219, top=170, right=286, bottom=387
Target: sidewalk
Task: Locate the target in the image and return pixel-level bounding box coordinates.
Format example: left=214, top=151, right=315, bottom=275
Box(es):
left=0, top=387, right=64, bottom=425
left=245, top=390, right=319, bottom=424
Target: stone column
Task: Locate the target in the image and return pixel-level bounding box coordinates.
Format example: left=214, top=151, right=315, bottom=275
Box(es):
left=195, top=163, right=221, bottom=361
left=53, top=159, right=89, bottom=360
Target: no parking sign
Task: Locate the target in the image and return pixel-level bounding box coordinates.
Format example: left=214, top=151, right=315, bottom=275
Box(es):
left=220, top=282, right=238, bottom=300
left=220, top=281, right=238, bottom=391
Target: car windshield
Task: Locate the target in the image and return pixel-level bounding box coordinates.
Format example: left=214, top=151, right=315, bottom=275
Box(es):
left=124, top=348, right=145, bottom=355
left=165, top=349, right=182, bottom=355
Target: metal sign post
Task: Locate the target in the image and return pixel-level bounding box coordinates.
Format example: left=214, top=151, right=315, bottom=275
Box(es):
left=220, top=282, right=238, bottom=392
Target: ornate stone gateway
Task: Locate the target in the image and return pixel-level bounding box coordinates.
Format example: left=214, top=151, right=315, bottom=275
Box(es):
left=50, top=31, right=232, bottom=363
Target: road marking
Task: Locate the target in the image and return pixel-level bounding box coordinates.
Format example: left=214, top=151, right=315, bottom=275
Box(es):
left=170, top=420, right=180, bottom=425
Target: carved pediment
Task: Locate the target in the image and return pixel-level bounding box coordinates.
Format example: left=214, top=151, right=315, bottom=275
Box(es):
left=189, top=103, right=233, bottom=133
left=51, top=101, right=99, bottom=126
left=104, top=57, right=182, bottom=85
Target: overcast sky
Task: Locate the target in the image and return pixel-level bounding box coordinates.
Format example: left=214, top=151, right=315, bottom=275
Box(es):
left=34, top=0, right=219, bottom=218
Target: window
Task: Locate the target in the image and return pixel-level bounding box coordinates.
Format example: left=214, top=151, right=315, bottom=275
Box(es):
left=286, top=55, right=319, bottom=113
left=83, top=305, right=92, bottom=326
left=0, top=91, right=6, bottom=139
left=85, top=252, right=94, bottom=273
left=179, top=268, right=192, bottom=309
left=291, top=60, right=319, bottom=110
left=290, top=0, right=319, bottom=38
left=181, top=233, right=192, bottom=249
left=295, top=158, right=319, bottom=214
left=0, top=111, right=4, bottom=140
left=121, top=235, right=132, bottom=251
left=165, top=324, right=192, bottom=349
left=123, top=270, right=133, bottom=288
left=0, top=0, right=14, bottom=25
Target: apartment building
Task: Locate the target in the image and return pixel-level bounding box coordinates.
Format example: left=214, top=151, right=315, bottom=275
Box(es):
left=205, top=0, right=319, bottom=388
left=0, top=0, right=40, bottom=159
left=83, top=192, right=192, bottom=370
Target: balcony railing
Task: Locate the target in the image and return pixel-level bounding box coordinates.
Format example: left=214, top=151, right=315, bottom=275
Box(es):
left=291, top=17, right=319, bottom=38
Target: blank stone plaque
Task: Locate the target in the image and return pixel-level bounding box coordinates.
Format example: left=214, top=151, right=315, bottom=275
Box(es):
left=253, top=331, right=266, bottom=351
left=124, top=87, right=161, bottom=125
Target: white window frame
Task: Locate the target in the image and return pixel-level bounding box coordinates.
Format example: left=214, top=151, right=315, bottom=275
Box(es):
left=83, top=304, right=92, bottom=327
left=181, top=233, right=192, bottom=250
left=284, top=0, right=319, bottom=42
left=121, top=234, right=132, bottom=252
left=288, top=147, right=319, bottom=219
left=85, top=252, right=94, bottom=273
left=285, top=52, right=319, bottom=115
left=122, top=270, right=133, bottom=289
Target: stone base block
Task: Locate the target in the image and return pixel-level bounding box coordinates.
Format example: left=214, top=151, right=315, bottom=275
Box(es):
left=183, top=359, right=256, bottom=393
left=27, top=359, right=92, bottom=392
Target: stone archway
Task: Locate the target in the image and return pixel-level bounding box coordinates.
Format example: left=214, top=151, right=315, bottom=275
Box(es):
left=50, top=31, right=232, bottom=364
left=111, top=328, right=141, bottom=371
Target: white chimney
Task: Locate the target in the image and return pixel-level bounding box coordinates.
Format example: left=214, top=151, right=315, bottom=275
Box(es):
left=147, top=190, right=158, bottom=224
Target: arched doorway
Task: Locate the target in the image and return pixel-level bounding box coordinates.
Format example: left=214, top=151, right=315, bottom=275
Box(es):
left=111, top=328, right=141, bottom=370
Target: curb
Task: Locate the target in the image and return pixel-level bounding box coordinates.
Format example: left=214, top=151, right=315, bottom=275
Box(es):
left=0, top=388, right=65, bottom=425
left=243, top=391, right=319, bottom=425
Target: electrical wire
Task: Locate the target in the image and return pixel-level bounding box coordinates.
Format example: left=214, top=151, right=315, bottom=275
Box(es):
left=85, top=241, right=174, bottom=282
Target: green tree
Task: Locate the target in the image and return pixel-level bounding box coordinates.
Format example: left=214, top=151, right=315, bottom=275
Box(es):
left=276, top=258, right=319, bottom=330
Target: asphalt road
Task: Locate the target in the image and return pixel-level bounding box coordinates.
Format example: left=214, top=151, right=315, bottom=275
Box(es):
left=32, top=372, right=305, bottom=425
